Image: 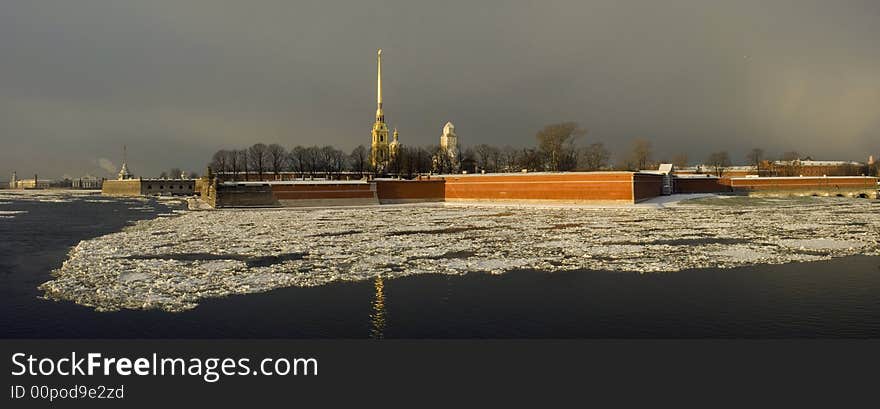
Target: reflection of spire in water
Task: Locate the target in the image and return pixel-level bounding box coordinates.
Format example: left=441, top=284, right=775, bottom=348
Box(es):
left=370, top=276, right=386, bottom=339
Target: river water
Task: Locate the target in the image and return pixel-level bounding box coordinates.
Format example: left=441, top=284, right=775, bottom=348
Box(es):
left=1, top=191, right=879, bottom=338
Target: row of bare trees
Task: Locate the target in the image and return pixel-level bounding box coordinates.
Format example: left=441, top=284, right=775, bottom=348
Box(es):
left=209, top=122, right=872, bottom=179
left=206, top=123, right=615, bottom=179
left=210, top=144, right=359, bottom=179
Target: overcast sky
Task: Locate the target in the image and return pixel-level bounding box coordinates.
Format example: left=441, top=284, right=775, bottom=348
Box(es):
left=1, top=0, right=879, bottom=178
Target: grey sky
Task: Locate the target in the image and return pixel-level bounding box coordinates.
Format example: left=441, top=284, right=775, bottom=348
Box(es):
left=1, top=0, right=879, bottom=178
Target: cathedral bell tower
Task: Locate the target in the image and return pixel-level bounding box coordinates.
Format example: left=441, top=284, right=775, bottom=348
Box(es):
left=370, top=48, right=391, bottom=170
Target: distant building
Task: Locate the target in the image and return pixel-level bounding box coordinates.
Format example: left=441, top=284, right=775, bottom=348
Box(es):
left=389, top=128, right=400, bottom=160
left=13, top=177, right=51, bottom=189
left=72, top=176, right=103, bottom=189
left=103, top=178, right=195, bottom=196
left=102, top=147, right=194, bottom=196
left=49, top=179, right=73, bottom=189
left=675, top=165, right=758, bottom=177
left=769, top=159, right=865, bottom=177
left=675, top=159, right=867, bottom=178
left=438, top=122, right=460, bottom=172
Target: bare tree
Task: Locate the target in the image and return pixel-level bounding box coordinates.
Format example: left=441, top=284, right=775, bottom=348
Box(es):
left=431, top=145, right=452, bottom=174
left=672, top=153, right=689, bottom=169
left=460, top=148, right=477, bottom=174
left=558, top=147, right=578, bottom=171
left=536, top=122, right=586, bottom=171
left=488, top=147, right=502, bottom=173
left=500, top=146, right=520, bottom=172
left=303, top=146, right=324, bottom=178
left=578, top=143, right=610, bottom=170
left=474, top=144, right=494, bottom=172
left=518, top=148, right=543, bottom=171
left=411, top=146, right=432, bottom=174
left=706, top=151, right=731, bottom=177
left=781, top=151, right=800, bottom=161
left=247, top=143, right=269, bottom=180
left=349, top=145, right=369, bottom=175
left=747, top=148, right=764, bottom=168
left=267, top=144, right=287, bottom=178
left=629, top=138, right=652, bottom=171
left=320, top=146, right=346, bottom=175
left=210, top=150, right=229, bottom=174
left=288, top=146, right=307, bottom=178
left=227, top=150, right=241, bottom=180
left=747, top=148, right=764, bottom=175
left=236, top=149, right=249, bottom=180
left=169, top=168, right=182, bottom=179
left=389, top=145, right=409, bottom=177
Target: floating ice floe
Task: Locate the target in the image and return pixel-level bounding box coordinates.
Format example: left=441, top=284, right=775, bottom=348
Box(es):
left=0, top=190, right=100, bottom=203
left=0, top=210, right=28, bottom=219
left=40, top=196, right=880, bottom=312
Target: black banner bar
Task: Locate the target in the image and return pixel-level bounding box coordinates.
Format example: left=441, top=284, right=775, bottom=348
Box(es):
left=1, top=340, right=877, bottom=408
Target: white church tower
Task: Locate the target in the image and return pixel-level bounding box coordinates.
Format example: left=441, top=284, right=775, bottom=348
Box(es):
left=439, top=122, right=460, bottom=170
left=117, top=145, right=133, bottom=180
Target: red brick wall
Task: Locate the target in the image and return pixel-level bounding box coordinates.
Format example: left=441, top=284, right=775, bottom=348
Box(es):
left=632, top=173, right=663, bottom=202
left=673, top=177, right=732, bottom=193
left=443, top=173, right=637, bottom=202
left=728, top=177, right=877, bottom=190
left=216, top=184, right=277, bottom=207
left=376, top=180, right=445, bottom=202
left=271, top=183, right=375, bottom=200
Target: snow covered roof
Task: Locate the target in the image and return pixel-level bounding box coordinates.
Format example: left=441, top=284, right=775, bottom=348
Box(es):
left=672, top=174, right=719, bottom=179
left=434, top=171, right=638, bottom=177
left=220, top=180, right=369, bottom=186
left=728, top=176, right=875, bottom=180
left=772, top=160, right=863, bottom=166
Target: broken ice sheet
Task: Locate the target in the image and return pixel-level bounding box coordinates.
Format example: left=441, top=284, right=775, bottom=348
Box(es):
left=39, top=196, right=880, bottom=312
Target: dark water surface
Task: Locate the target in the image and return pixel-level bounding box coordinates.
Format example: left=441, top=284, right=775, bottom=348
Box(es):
left=2, top=193, right=880, bottom=338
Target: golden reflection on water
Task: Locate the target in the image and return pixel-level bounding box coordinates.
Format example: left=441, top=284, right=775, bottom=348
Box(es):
left=370, top=275, right=386, bottom=339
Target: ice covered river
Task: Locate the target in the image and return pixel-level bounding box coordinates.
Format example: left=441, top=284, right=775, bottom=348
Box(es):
left=39, top=195, right=880, bottom=312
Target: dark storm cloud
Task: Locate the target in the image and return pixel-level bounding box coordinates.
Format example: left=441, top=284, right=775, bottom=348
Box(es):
left=1, top=0, right=879, bottom=178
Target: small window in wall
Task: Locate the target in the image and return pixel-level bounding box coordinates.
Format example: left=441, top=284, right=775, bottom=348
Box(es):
left=147, top=185, right=152, bottom=189
left=160, top=185, right=164, bottom=189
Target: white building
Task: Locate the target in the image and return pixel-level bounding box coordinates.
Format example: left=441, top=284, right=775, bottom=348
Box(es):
left=72, top=176, right=103, bottom=189
left=438, top=122, right=460, bottom=170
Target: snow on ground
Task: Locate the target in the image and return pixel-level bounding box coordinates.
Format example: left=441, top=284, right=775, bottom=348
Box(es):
left=41, top=196, right=880, bottom=312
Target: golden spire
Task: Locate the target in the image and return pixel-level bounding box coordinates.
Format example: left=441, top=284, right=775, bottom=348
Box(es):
left=370, top=48, right=390, bottom=169
left=376, top=48, right=383, bottom=122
